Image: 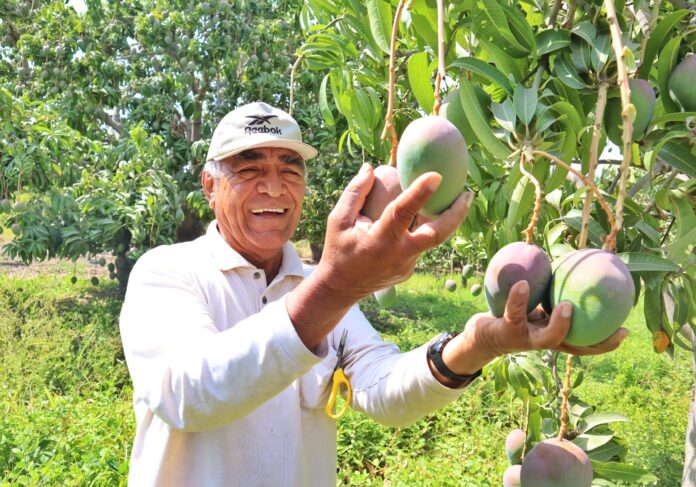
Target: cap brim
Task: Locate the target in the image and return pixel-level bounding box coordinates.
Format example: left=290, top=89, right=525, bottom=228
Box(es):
left=212, top=137, right=318, bottom=162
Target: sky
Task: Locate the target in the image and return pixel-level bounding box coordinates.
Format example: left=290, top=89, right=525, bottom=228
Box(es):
left=66, top=0, right=87, bottom=14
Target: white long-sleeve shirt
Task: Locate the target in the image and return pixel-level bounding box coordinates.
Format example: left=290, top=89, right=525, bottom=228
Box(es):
left=119, top=221, right=467, bottom=486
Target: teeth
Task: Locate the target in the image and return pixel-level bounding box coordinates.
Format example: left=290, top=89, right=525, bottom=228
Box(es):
left=251, top=208, right=285, bottom=214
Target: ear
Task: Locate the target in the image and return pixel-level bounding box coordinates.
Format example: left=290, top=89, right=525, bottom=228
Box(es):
left=201, top=171, right=216, bottom=209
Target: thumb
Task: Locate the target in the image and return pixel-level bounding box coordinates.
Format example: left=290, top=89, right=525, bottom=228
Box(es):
left=330, top=163, right=374, bottom=229
left=503, top=281, right=530, bottom=326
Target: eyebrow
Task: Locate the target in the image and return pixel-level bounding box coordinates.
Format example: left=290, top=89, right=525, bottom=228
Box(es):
left=234, top=150, right=304, bottom=168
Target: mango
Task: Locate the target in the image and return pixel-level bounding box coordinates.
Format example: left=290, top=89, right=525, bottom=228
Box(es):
left=470, top=283, right=482, bottom=296
left=10, top=223, right=21, bottom=235
left=604, top=78, right=656, bottom=145
left=503, top=464, right=521, bottom=487
left=444, top=279, right=457, bottom=292
left=374, top=286, right=396, bottom=308
left=360, top=165, right=402, bottom=221
left=461, top=264, right=474, bottom=279
left=652, top=329, right=670, bottom=354
left=521, top=438, right=592, bottom=487
left=550, top=249, right=635, bottom=346
left=484, top=243, right=552, bottom=317
left=397, top=116, right=468, bottom=218
left=440, top=85, right=491, bottom=146
left=506, top=429, right=526, bottom=465
left=669, top=55, right=696, bottom=111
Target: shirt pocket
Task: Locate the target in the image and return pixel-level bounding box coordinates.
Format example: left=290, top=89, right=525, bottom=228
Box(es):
left=299, top=353, right=337, bottom=410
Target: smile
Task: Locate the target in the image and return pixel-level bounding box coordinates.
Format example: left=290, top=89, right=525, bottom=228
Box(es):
left=250, top=208, right=287, bottom=214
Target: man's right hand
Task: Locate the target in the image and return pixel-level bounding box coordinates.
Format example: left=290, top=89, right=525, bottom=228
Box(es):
left=317, top=163, right=473, bottom=302
left=287, top=163, right=472, bottom=350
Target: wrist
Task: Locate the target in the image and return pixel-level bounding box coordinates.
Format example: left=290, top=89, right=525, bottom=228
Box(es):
left=441, top=324, right=498, bottom=376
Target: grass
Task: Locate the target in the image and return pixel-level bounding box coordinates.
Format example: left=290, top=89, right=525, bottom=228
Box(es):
left=0, top=266, right=691, bottom=486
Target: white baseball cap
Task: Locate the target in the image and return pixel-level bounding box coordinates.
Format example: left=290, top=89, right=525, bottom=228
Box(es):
left=206, top=101, right=318, bottom=162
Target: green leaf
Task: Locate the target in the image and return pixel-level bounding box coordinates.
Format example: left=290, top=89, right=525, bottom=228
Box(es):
left=578, top=413, right=629, bottom=434
left=410, top=2, right=438, bottom=51
left=571, top=21, right=596, bottom=45
left=587, top=440, right=627, bottom=462
left=318, top=75, right=335, bottom=127
left=618, top=252, right=681, bottom=273
left=653, top=111, right=696, bottom=127
left=547, top=101, right=583, bottom=134
left=562, top=208, right=604, bottom=247
left=479, top=38, right=524, bottom=82
left=639, top=9, right=690, bottom=79
left=407, top=52, right=435, bottom=114
left=657, top=36, right=683, bottom=114
left=449, top=57, right=514, bottom=95
left=535, top=29, right=571, bottom=55
left=513, top=86, right=537, bottom=127
left=659, top=140, right=696, bottom=178
left=366, top=0, right=392, bottom=54
left=591, top=461, right=658, bottom=483
left=555, top=54, right=591, bottom=90
left=504, top=3, right=537, bottom=54
left=572, top=433, right=613, bottom=451
left=458, top=78, right=511, bottom=160
left=505, top=158, right=548, bottom=233
left=591, top=34, right=613, bottom=73
left=491, top=99, right=516, bottom=133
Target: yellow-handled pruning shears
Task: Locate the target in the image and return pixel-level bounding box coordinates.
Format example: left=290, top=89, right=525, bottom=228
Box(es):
left=325, top=329, right=352, bottom=420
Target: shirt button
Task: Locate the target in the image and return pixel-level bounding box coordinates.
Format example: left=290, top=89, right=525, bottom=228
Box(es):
left=261, top=296, right=268, bottom=305
left=253, top=271, right=261, bottom=279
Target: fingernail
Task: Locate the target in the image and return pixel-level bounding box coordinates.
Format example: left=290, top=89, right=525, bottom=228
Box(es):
left=561, top=303, right=572, bottom=318
left=427, top=173, right=442, bottom=192
left=517, top=281, right=529, bottom=294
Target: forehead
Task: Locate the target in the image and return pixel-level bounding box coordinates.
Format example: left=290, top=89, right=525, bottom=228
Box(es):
left=224, top=147, right=303, bottom=164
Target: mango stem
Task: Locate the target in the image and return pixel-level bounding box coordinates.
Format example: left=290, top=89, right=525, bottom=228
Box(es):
left=432, top=0, right=446, bottom=116
left=558, top=354, right=574, bottom=441
left=519, top=153, right=543, bottom=245
left=381, top=0, right=406, bottom=167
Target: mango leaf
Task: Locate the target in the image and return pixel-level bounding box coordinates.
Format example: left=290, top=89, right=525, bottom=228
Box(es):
left=561, top=208, right=604, bottom=247
left=587, top=439, right=628, bottom=462
left=658, top=140, right=696, bottom=178
left=458, top=78, right=511, bottom=160
left=366, top=0, right=392, bottom=54
left=503, top=2, right=537, bottom=54
left=578, top=413, right=628, bottom=434
left=479, top=38, right=524, bottom=82
left=571, top=21, right=596, bottom=45
left=513, top=85, right=537, bottom=127
left=555, top=54, right=591, bottom=90
left=657, top=36, right=683, bottom=114
left=475, top=0, right=530, bottom=58
left=449, top=57, right=514, bottom=95
left=547, top=101, right=583, bottom=134
left=639, top=9, right=690, bottom=79
left=536, top=29, right=571, bottom=55
left=318, top=75, right=335, bottom=126
left=591, top=461, right=658, bottom=483
left=410, top=2, right=438, bottom=51
left=572, top=434, right=614, bottom=451
left=617, top=253, right=681, bottom=273
left=653, top=111, right=696, bottom=127
left=491, top=99, right=516, bottom=133
left=407, top=52, right=435, bottom=114
left=505, top=159, right=548, bottom=234
left=591, top=34, right=613, bottom=73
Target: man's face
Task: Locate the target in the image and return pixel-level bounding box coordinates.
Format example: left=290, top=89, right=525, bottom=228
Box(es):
left=203, top=147, right=306, bottom=265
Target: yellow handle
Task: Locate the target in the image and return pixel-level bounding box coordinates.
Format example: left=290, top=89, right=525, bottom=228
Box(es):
left=324, top=368, right=352, bottom=420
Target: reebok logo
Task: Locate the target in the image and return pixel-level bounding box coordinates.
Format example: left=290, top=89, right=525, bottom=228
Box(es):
left=244, top=115, right=282, bottom=135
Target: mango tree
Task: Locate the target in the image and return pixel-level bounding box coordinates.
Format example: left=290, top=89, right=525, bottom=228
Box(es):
left=293, top=0, right=696, bottom=483
left=0, top=0, right=352, bottom=290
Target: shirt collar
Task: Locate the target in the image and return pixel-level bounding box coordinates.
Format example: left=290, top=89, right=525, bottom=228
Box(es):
left=205, top=220, right=305, bottom=279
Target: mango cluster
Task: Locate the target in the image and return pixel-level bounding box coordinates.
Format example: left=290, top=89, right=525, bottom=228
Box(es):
left=483, top=244, right=635, bottom=346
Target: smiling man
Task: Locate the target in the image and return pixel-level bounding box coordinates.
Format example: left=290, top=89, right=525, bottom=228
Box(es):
left=119, top=102, right=628, bottom=486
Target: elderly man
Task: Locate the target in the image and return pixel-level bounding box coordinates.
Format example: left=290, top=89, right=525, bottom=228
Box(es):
left=119, top=101, right=627, bottom=486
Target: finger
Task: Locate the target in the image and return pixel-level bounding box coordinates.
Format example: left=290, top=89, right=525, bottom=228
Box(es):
left=528, top=301, right=572, bottom=350
left=329, top=164, right=374, bottom=229
left=558, top=327, right=630, bottom=356
left=408, top=191, right=474, bottom=251
left=377, top=172, right=442, bottom=237
left=502, top=280, right=531, bottom=327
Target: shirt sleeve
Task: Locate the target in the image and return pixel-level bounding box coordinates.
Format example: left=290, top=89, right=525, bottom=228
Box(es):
left=119, top=248, right=326, bottom=433
left=338, top=305, right=469, bottom=427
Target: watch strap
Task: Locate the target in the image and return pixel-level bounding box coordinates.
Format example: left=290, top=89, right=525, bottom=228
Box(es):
left=428, top=331, right=482, bottom=384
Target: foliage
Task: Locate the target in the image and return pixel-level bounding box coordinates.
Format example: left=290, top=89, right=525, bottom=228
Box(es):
left=0, top=268, right=689, bottom=485
left=0, top=0, right=351, bottom=287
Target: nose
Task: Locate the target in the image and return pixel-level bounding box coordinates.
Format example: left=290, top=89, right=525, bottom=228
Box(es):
left=258, top=170, right=284, bottom=197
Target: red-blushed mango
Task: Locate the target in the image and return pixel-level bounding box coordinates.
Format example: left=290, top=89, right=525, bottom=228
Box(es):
left=484, top=243, right=552, bottom=317
left=440, top=85, right=491, bottom=146
left=360, top=165, right=401, bottom=221
left=503, top=464, right=521, bottom=487
left=521, top=438, right=592, bottom=487
left=551, top=249, right=635, bottom=347
left=605, top=79, right=656, bottom=145
left=444, top=279, right=457, bottom=292
left=470, top=283, right=482, bottom=296
left=506, top=429, right=526, bottom=465
left=669, top=55, right=696, bottom=112
left=374, top=286, right=396, bottom=308
left=396, top=116, right=468, bottom=218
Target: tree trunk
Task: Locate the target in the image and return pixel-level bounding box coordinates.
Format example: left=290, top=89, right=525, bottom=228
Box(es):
left=683, top=325, right=696, bottom=486
left=309, top=242, right=323, bottom=263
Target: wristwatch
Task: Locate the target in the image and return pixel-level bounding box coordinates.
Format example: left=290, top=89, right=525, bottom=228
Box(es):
left=428, top=331, right=482, bottom=384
